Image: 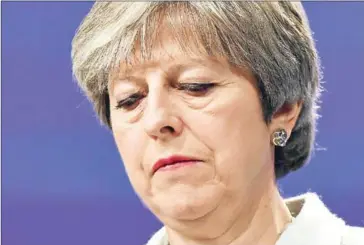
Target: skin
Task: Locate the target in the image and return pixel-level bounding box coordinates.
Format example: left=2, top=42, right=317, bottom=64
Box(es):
left=108, top=35, right=302, bottom=245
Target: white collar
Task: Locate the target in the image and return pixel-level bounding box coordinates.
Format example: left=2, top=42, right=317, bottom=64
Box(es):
left=146, top=192, right=346, bottom=245
left=276, top=192, right=345, bottom=245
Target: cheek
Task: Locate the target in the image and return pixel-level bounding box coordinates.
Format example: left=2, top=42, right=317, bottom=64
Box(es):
left=111, top=110, right=144, bottom=165
left=187, top=87, right=270, bottom=180
left=191, top=87, right=267, bottom=148
left=112, top=126, right=147, bottom=184
left=113, top=128, right=155, bottom=201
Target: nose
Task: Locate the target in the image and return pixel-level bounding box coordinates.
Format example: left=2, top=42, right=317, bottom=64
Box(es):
left=142, top=81, right=183, bottom=141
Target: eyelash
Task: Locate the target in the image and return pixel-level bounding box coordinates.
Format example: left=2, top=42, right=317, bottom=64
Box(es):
left=176, top=83, right=216, bottom=95
left=115, top=82, right=216, bottom=110
left=115, top=93, right=145, bottom=110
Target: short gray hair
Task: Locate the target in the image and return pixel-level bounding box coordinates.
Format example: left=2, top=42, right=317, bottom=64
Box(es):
left=71, top=2, right=322, bottom=179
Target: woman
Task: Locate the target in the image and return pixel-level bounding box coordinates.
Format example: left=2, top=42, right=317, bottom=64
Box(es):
left=71, top=2, right=363, bottom=245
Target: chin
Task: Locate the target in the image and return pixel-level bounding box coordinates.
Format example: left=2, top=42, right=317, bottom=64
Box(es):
left=162, top=199, right=213, bottom=221
left=151, top=186, right=222, bottom=221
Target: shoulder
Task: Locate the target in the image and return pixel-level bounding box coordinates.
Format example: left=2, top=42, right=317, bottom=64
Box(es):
left=145, top=227, right=168, bottom=245
left=282, top=192, right=364, bottom=245
left=341, top=225, right=364, bottom=245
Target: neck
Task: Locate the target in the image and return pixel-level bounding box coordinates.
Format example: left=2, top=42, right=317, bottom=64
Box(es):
left=166, top=172, right=292, bottom=245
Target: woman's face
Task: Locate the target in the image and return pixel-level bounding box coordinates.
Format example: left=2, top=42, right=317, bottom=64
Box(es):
left=108, top=39, right=280, bottom=225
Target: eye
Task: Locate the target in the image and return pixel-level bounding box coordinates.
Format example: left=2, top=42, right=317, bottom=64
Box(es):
left=177, top=83, right=216, bottom=96
left=115, top=92, right=145, bottom=111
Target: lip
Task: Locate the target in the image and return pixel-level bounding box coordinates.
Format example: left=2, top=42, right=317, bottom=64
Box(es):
left=152, top=155, right=201, bottom=174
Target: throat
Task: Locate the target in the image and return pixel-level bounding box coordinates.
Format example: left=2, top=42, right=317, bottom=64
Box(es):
left=165, top=188, right=293, bottom=245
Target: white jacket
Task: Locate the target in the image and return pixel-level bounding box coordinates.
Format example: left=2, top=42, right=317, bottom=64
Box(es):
left=145, top=192, right=364, bottom=245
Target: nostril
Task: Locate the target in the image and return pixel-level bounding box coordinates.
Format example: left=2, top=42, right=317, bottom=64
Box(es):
left=161, top=126, right=175, bottom=134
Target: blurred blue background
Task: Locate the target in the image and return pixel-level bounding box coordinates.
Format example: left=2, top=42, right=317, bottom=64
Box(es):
left=2, top=2, right=364, bottom=245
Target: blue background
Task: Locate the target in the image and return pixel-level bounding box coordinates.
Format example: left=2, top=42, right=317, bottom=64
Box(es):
left=2, top=2, right=364, bottom=245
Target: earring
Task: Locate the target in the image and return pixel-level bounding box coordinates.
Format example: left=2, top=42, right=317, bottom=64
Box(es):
left=272, top=129, right=288, bottom=147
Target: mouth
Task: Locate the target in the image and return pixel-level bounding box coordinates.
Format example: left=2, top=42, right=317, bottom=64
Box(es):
left=152, top=155, right=201, bottom=174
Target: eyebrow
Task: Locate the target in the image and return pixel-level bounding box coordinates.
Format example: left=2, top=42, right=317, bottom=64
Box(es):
left=115, top=75, right=145, bottom=85
left=112, top=58, right=222, bottom=86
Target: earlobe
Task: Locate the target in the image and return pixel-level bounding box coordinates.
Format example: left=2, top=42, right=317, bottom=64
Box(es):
left=269, top=101, right=303, bottom=140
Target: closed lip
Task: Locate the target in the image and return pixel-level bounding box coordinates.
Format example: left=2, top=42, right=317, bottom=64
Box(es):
left=152, top=155, right=201, bottom=174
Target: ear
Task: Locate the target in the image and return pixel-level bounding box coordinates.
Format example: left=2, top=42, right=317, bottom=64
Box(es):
left=269, top=101, right=303, bottom=138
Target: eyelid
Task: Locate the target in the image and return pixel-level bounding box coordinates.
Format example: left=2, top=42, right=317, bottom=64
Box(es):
left=111, top=77, right=146, bottom=96
left=177, top=78, right=213, bottom=84
left=114, top=91, right=138, bottom=104
left=115, top=88, right=146, bottom=103
left=112, top=82, right=138, bottom=97
left=178, top=72, right=213, bottom=82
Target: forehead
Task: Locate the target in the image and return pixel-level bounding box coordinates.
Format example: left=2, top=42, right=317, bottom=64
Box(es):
left=110, top=35, right=230, bottom=82
left=108, top=8, right=227, bottom=76
left=118, top=58, right=228, bottom=78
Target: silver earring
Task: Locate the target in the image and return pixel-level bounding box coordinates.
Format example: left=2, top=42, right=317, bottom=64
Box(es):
left=272, top=129, right=288, bottom=147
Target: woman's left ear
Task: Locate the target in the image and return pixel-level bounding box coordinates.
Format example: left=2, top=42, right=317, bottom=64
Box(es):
left=269, top=101, right=303, bottom=138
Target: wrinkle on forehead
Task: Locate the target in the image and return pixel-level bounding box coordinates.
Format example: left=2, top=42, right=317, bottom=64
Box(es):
left=109, top=38, right=217, bottom=89
left=107, top=3, right=225, bottom=83
left=107, top=3, right=254, bottom=89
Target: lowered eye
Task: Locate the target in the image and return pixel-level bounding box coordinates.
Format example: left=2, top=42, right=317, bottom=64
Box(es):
left=177, top=83, right=216, bottom=96
left=115, top=93, right=145, bottom=111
